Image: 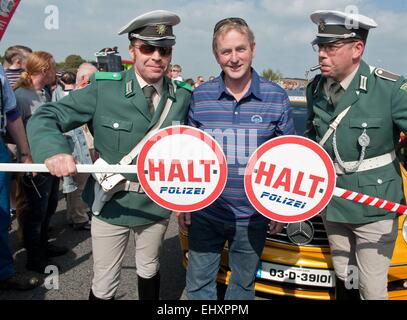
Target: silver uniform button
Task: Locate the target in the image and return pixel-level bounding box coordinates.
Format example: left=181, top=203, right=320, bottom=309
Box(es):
left=113, top=122, right=119, bottom=129
left=361, top=122, right=367, bottom=128
left=377, top=179, right=383, bottom=184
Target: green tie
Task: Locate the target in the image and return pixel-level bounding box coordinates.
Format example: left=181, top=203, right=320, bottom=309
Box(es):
left=329, top=82, right=344, bottom=107
left=142, top=85, right=156, bottom=116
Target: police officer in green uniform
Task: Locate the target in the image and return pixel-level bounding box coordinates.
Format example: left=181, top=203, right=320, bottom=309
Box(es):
left=27, top=10, right=192, bottom=300
left=305, top=10, right=407, bottom=300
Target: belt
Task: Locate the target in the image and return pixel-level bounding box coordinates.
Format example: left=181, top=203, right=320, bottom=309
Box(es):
left=334, top=151, right=396, bottom=175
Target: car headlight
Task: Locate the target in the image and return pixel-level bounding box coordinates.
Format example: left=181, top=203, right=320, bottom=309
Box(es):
left=402, top=218, right=407, bottom=244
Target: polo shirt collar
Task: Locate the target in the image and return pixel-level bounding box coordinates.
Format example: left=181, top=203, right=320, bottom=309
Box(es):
left=216, top=68, right=262, bottom=101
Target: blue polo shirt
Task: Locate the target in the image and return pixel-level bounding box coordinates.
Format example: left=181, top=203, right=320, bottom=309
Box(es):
left=188, top=69, right=295, bottom=224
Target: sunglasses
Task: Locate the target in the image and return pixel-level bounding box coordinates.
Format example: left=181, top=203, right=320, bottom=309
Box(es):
left=134, top=44, right=172, bottom=57
left=214, top=17, right=248, bottom=33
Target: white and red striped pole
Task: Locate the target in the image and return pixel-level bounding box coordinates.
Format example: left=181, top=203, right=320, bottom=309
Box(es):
left=333, top=187, right=407, bottom=215
left=0, top=163, right=137, bottom=174
left=1, top=164, right=407, bottom=215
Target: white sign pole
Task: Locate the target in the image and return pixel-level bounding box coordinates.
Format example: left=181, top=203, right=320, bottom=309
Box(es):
left=0, top=163, right=137, bottom=174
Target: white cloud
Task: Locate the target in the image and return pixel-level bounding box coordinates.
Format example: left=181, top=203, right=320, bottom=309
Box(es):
left=261, top=0, right=364, bottom=17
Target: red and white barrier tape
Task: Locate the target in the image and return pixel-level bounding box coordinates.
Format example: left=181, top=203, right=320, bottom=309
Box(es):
left=333, top=187, right=407, bottom=215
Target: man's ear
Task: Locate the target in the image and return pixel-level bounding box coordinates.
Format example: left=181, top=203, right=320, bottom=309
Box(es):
left=352, top=40, right=365, bottom=60
left=214, top=51, right=221, bottom=65
left=251, top=42, right=256, bottom=59
left=129, top=44, right=136, bottom=61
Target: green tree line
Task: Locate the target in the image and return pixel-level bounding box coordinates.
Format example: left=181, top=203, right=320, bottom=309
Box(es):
left=261, top=68, right=283, bottom=81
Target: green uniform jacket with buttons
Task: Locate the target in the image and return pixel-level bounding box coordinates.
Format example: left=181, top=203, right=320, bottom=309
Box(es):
left=27, top=67, right=191, bottom=227
left=305, top=60, right=407, bottom=224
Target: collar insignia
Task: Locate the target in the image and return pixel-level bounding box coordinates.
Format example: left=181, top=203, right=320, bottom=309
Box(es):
left=359, top=75, right=368, bottom=92
left=125, top=80, right=133, bottom=97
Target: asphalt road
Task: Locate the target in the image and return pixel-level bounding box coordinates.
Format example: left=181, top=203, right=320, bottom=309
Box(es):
left=0, top=189, right=189, bottom=300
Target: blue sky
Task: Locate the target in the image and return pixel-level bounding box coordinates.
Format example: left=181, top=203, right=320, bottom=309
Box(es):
left=2, top=0, right=407, bottom=80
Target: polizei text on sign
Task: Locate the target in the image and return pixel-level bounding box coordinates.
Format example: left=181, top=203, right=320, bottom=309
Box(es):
left=244, top=136, right=336, bottom=223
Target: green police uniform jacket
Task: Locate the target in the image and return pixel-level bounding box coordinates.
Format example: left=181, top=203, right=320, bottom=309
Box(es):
left=305, top=60, right=407, bottom=224
left=27, top=67, right=192, bottom=227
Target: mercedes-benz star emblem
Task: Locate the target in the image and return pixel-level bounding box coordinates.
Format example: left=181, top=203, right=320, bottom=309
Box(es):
left=286, top=220, right=314, bottom=245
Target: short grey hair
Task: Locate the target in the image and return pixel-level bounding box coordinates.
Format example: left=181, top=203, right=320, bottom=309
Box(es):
left=76, top=62, right=97, bottom=85
left=212, top=20, right=255, bottom=56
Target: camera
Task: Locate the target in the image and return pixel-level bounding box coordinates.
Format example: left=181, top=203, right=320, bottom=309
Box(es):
left=95, top=46, right=123, bottom=72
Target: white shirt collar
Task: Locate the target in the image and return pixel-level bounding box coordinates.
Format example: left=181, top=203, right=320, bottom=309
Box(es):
left=324, top=64, right=359, bottom=97
left=135, top=72, right=163, bottom=97
left=339, top=65, right=359, bottom=90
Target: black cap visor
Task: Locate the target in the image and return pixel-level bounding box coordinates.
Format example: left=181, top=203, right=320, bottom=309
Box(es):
left=311, top=36, right=344, bottom=45
left=312, top=24, right=368, bottom=45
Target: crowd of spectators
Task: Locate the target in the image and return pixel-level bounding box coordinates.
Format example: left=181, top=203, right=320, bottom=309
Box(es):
left=167, top=63, right=215, bottom=89
left=0, top=45, right=100, bottom=290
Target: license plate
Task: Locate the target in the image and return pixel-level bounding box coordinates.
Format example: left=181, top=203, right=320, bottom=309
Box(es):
left=257, top=262, right=335, bottom=288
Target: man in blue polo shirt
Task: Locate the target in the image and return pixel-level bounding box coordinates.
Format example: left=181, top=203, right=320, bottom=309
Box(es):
left=177, top=17, right=295, bottom=300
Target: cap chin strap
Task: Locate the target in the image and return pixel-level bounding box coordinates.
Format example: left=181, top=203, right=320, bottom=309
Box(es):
left=316, top=32, right=357, bottom=39
left=129, top=35, right=176, bottom=47
left=130, top=33, right=176, bottom=41
left=312, top=32, right=359, bottom=45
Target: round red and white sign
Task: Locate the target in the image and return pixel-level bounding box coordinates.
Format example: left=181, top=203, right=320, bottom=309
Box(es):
left=244, top=136, right=336, bottom=223
left=137, top=125, right=227, bottom=212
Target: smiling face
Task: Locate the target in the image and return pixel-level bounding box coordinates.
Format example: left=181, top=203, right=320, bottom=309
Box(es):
left=129, top=40, right=172, bottom=84
left=214, top=28, right=255, bottom=84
